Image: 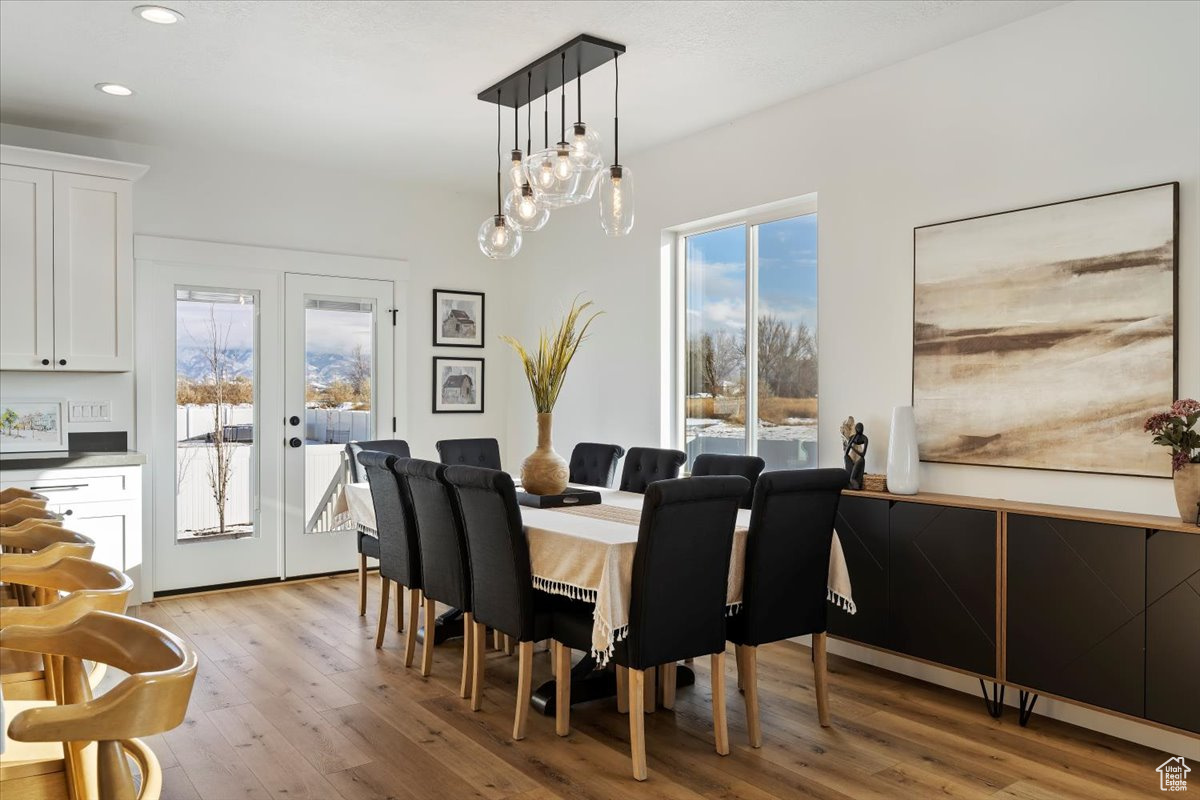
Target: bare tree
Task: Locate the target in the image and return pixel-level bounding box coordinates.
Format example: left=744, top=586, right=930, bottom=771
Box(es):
left=757, top=315, right=816, bottom=398
left=192, top=304, right=238, bottom=535
left=348, top=343, right=371, bottom=406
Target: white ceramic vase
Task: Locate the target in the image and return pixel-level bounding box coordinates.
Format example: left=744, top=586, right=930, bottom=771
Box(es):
left=887, top=406, right=920, bottom=495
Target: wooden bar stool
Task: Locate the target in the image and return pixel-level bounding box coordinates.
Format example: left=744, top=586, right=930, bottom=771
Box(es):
left=0, top=504, right=59, bottom=527
left=0, top=488, right=48, bottom=505
left=1, top=610, right=198, bottom=800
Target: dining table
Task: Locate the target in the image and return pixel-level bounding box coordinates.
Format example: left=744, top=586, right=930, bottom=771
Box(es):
left=335, top=481, right=855, bottom=714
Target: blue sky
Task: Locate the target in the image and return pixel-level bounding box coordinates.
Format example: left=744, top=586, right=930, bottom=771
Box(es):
left=685, top=213, right=818, bottom=335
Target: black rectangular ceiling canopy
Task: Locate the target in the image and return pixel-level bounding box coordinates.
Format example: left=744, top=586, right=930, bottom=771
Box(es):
left=477, top=34, right=626, bottom=108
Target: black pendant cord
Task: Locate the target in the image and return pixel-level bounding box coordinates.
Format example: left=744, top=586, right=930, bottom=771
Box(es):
left=513, top=101, right=519, bottom=155
left=526, top=72, right=533, bottom=155
left=560, top=52, right=566, bottom=142
left=576, top=59, right=582, bottom=124
left=495, top=89, right=502, bottom=217
left=613, top=50, right=620, bottom=166
left=543, top=80, right=549, bottom=149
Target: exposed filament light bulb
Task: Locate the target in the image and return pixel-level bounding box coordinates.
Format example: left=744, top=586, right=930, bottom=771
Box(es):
left=553, top=142, right=574, bottom=180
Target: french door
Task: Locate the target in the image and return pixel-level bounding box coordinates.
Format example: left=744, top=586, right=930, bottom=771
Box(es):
left=149, top=266, right=394, bottom=592
left=283, top=274, right=393, bottom=578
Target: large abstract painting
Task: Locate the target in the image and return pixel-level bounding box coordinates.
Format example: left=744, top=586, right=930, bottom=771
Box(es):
left=913, top=183, right=1177, bottom=478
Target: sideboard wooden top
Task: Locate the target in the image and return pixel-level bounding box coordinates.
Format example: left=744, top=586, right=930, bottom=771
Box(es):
left=841, top=489, right=1199, bottom=535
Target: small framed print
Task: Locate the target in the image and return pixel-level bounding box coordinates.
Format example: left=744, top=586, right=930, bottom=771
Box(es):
left=433, top=289, right=485, bottom=348
left=433, top=357, right=484, bottom=413
left=0, top=398, right=68, bottom=453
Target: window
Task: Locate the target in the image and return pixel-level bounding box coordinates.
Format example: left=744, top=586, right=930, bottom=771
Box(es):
left=680, top=206, right=818, bottom=471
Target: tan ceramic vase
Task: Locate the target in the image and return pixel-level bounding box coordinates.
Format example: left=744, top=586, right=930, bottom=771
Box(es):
left=1174, top=461, right=1200, bottom=524
left=521, top=413, right=569, bottom=495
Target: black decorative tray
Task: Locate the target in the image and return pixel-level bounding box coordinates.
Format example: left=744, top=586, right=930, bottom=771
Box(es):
left=516, top=488, right=602, bottom=509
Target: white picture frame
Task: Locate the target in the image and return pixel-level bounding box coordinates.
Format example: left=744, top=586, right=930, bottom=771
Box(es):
left=0, top=398, right=69, bottom=453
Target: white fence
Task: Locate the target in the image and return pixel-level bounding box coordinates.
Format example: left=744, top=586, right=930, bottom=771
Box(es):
left=176, top=443, right=254, bottom=536
left=176, top=405, right=371, bottom=444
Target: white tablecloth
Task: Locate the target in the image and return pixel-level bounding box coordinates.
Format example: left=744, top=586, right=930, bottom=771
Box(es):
left=336, top=482, right=855, bottom=665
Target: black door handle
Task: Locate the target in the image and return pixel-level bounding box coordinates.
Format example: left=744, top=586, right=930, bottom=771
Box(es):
left=289, top=437, right=303, bottom=448
left=289, top=416, right=301, bottom=426
left=58, top=359, right=67, bottom=366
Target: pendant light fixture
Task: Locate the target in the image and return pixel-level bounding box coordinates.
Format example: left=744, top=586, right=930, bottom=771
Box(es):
left=524, top=53, right=585, bottom=208
left=474, top=35, right=628, bottom=253
left=599, top=51, right=634, bottom=236
left=478, top=90, right=521, bottom=259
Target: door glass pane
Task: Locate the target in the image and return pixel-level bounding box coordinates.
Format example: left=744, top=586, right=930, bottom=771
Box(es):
left=684, top=225, right=747, bottom=469
left=175, top=288, right=257, bottom=542
left=755, top=214, right=818, bottom=469
left=304, top=297, right=374, bottom=534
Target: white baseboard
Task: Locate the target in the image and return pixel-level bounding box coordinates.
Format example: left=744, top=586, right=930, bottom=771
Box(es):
left=787, top=635, right=1200, bottom=759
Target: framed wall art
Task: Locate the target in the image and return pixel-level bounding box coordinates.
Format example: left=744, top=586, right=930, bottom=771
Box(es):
left=912, top=182, right=1177, bottom=478
left=433, top=357, right=484, bottom=413
left=433, top=289, right=485, bottom=348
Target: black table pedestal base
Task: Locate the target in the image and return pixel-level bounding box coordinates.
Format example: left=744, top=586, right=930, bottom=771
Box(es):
left=530, top=655, right=696, bottom=716
left=415, top=608, right=465, bottom=645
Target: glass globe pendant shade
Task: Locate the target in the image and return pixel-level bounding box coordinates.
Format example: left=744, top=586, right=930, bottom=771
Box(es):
left=524, top=146, right=586, bottom=208
left=570, top=122, right=602, bottom=166
left=509, top=150, right=526, bottom=192
left=599, top=164, right=634, bottom=237
left=478, top=214, right=522, bottom=259
left=504, top=184, right=550, bottom=232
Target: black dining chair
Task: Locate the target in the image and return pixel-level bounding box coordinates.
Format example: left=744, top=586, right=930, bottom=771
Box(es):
left=617, top=447, right=687, bottom=494
left=443, top=464, right=567, bottom=740
left=346, top=439, right=412, bottom=616
left=436, top=438, right=502, bottom=470
left=357, top=452, right=422, bottom=662
left=568, top=442, right=626, bottom=488
left=728, top=468, right=847, bottom=746
left=393, top=458, right=474, bottom=697
left=553, top=475, right=749, bottom=780
left=691, top=453, right=766, bottom=509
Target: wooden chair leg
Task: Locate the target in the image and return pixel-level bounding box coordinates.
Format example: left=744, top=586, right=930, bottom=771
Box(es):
left=395, top=581, right=404, bottom=632
left=503, top=634, right=515, bottom=656
left=471, top=621, right=486, bottom=711
left=711, top=651, right=729, bottom=755
left=555, top=642, right=571, bottom=736
left=493, top=629, right=501, bottom=651
left=813, top=632, right=831, bottom=728
left=628, top=669, right=647, bottom=781
left=735, top=644, right=745, bottom=691
left=357, top=552, right=368, bottom=616
left=643, top=665, right=656, bottom=713
left=375, top=577, right=391, bottom=649
left=421, top=596, right=436, bottom=677
left=616, top=665, right=629, bottom=713
left=742, top=645, right=762, bottom=747
left=459, top=611, right=475, bottom=698
left=514, top=640, right=533, bottom=740
left=661, top=662, right=676, bottom=710
left=404, top=589, right=420, bottom=667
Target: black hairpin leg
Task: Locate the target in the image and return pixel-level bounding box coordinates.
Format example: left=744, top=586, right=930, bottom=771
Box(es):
left=979, top=679, right=1004, bottom=718
left=1018, top=690, right=1038, bottom=727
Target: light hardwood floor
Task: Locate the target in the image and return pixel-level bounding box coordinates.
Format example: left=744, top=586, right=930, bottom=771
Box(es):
left=127, top=574, right=1175, bottom=799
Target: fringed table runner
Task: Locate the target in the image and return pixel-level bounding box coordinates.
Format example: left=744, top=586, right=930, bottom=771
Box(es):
left=523, top=488, right=855, bottom=666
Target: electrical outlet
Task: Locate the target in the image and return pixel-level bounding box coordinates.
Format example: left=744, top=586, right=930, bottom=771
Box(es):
left=68, top=401, right=112, bottom=423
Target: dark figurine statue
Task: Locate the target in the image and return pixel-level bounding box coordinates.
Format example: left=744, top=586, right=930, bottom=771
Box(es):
left=842, top=419, right=868, bottom=490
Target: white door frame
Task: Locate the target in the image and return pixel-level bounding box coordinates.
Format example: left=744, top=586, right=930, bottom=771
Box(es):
left=135, top=236, right=408, bottom=600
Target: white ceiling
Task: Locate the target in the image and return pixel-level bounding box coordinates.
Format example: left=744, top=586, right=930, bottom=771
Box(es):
left=0, top=0, right=1061, bottom=190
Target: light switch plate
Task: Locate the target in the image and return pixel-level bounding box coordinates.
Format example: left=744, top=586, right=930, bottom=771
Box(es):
left=68, top=401, right=112, bottom=423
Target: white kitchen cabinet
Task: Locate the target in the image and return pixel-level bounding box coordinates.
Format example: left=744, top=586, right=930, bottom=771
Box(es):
left=1, top=464, right=144, bottom=604
left=0, top=145, right=147, bottom=372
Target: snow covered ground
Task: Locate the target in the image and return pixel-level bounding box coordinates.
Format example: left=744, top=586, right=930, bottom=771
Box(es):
left=686, top=417, right=817, bottom=442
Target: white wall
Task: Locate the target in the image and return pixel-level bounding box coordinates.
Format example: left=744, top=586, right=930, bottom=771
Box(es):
left=509, top=0, right=1199, bottom=518
left=0, top=122, right=509, bottom=460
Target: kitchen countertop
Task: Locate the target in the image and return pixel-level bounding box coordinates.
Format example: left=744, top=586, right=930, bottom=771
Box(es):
left=0, top=451, right=146, bottom=471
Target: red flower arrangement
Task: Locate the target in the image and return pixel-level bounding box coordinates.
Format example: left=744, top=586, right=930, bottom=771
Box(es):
left=1145, top=399, right=1200, bottom=473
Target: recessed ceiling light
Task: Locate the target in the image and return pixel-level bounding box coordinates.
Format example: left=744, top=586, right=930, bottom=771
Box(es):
left=133, top=5, right=183, bottom=24
left=95, top=83, right=135, bottom=96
